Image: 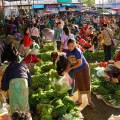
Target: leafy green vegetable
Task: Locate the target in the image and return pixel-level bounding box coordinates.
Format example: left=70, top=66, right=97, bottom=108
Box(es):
left=32, top=74, right=51, bottom=89
left=37, top=104, right=53, bottom=120
left=48, top=69, right=58, bottom=79
left=115, top=90, right=120, bottom=96
left=63, top=96, right=75, bottom=113
left=29, top=42, right=83, bottom=120
left=38, top=52, right=51, bottom=61
left=40, top=62, right=54, bottom=73
left=91, top=63, right=120, bottom=106
left=40, top=43, right=54, bottom=53
left=54, top=77, right=70, bottom=94
left=62, top=107, right=83, bottom=120
left=53, top=105, right=67, bottom=118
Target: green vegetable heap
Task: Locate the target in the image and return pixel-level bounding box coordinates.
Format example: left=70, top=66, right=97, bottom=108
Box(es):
left=91, top=63, right=120, bottom=107
left=29, top=43, right=83, bottom=120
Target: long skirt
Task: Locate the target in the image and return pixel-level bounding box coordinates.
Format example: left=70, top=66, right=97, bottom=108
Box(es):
left=75, top=64, right=91, bottom=94
left=9, top=78, right=29, bottom=113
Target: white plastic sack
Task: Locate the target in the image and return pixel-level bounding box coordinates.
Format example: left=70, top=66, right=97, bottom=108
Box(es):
left=64, top=73, right=73, bottom=86
left=0, top=92, right=10, bottom=116
left=108, top=115, right=120, bottom=120
left=95, top=67, right=105, bottom=77
left=113, top=39, right=118, bottom=47
left=55, top=73, right=73, bottom=94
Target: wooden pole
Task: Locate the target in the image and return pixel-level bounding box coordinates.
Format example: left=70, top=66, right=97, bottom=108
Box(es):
left=1, top=0, right=4, bottom=12
left=20, top=0, right=22, bottom=9
left=33, top=0, right=35, bottom=16
left=28, top=0, right=31, bottom=16
left=9, top=0, right=12, bottom=17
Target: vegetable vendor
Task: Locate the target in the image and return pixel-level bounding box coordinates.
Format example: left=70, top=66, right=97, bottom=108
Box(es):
left=1, top=53, right=35, bottom=113
left=66, top=39, right=94, bottom=107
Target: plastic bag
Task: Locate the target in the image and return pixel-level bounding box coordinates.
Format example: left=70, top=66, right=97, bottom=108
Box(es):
left=96, top=69, right=105, bottom=77
left=55, top=73, right=72, bottom=94
left=112, top=39, right=118, bottom=47
left=0, top=92, right=10, bottom=116
left=64, top=73, right=73, bottom=86
left=108, top=115, right=120, bottom=120
left=95, top=67, right=105, bottom=77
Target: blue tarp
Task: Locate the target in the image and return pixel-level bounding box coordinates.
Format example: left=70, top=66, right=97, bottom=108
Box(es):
left=62, top=4, right=77, bottom=8
left=63, top=4, right=75, bottom=6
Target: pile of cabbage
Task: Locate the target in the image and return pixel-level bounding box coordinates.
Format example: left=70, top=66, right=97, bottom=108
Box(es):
left=29, top=43, right=83, bottom=120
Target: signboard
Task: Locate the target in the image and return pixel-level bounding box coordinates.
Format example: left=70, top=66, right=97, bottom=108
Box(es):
left=32, top=5, right=44, bottom=9
left=37, top=0, right=57, bottom=4
left=59, top=6, right=66, bottom=11
left=57, top=0, right=72, bottom=3
left=45, top=4, right=58, bottom=11
left=57, top=0, right=78, bottom=3
left=4, top=0, right=57, bottom=6
left=95, top=0, right=120, bottom=4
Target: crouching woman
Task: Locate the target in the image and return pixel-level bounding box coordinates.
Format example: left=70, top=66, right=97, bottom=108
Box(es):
left=66, top=39, right=94, bottom=107
left=1, top=55, right=32, bottom=113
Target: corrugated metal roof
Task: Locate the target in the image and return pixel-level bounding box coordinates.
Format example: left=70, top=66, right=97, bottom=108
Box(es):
left=96, top=4, right=120, bottom=8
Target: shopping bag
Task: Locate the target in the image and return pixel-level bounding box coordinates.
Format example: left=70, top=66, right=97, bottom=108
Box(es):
left=55, top=73, right=72, bottom=94
left=64, top=73, right=73, bottom=86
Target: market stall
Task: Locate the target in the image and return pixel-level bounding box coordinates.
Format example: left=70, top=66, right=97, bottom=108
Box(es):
left=29, top=42, right=84, bottom=120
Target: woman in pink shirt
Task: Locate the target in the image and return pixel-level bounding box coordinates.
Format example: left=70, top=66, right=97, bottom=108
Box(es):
left=60, top=26, right=74, bottom=53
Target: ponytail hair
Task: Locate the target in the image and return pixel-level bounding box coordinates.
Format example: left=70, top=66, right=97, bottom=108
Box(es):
left=63, top=26, right=70, bottom=36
